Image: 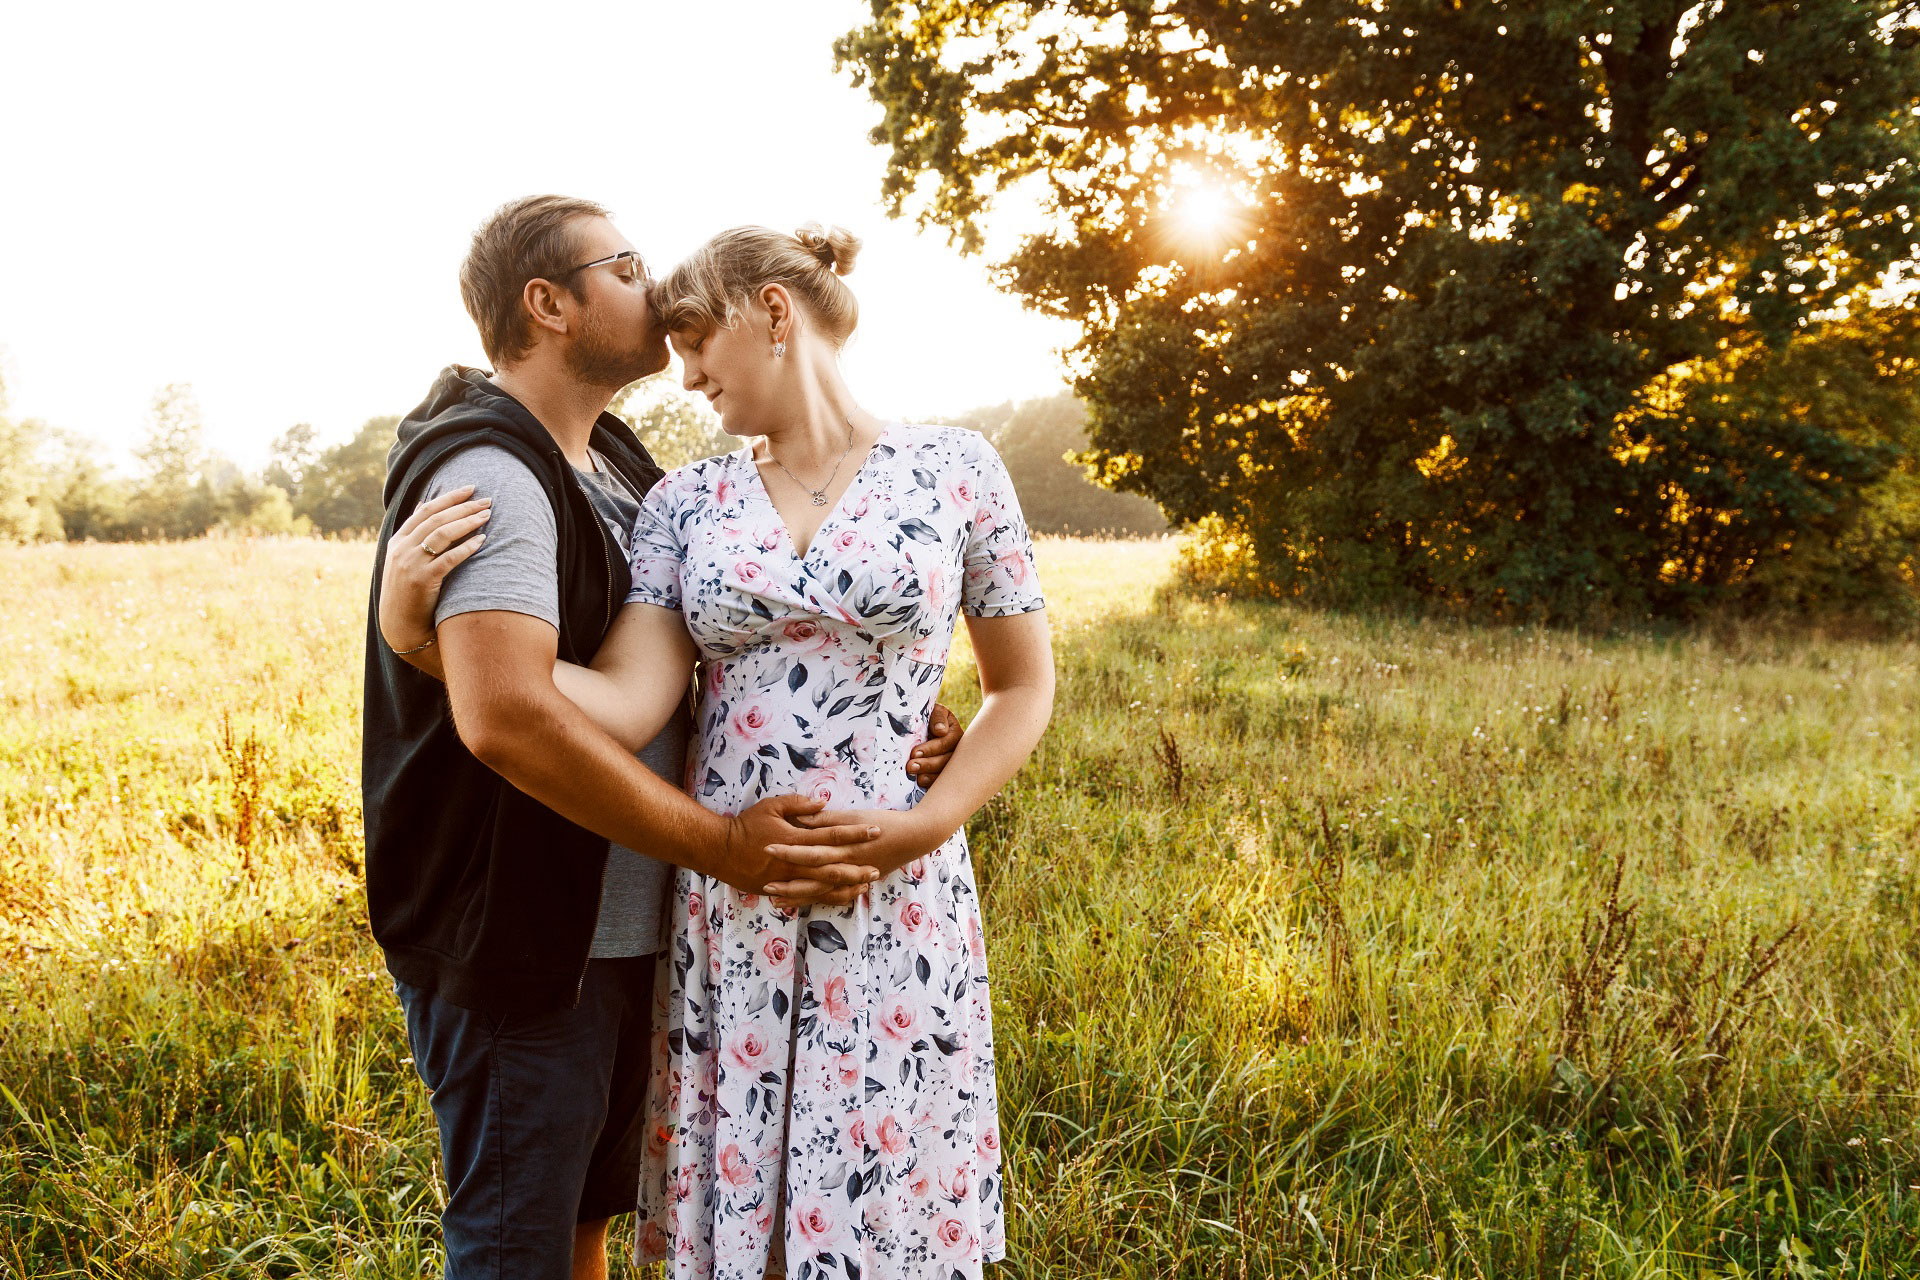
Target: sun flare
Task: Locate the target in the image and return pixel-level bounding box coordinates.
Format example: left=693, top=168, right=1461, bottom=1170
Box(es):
left=1173, top=182, right=1233, bottom=237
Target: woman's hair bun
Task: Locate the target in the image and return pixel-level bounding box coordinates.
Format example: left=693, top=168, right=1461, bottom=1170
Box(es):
left=795, top=222, right=861, bottom=276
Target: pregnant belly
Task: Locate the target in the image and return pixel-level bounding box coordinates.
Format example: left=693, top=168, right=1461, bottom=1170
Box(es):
left=690, top=681, right=935, bottom=816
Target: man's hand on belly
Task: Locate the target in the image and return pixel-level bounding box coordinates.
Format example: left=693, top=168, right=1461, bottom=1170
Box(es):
left=769, top=807, right=946, bottom=905
left=721, top=794, right=885, bottom=900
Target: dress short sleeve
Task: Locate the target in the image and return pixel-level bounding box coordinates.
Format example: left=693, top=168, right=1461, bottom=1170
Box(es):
left=625, top=472, right=684, bottom=610
left=960, top=435, right=1047, bottom=618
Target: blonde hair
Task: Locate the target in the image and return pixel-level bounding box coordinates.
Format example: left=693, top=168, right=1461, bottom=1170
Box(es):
left=652, top=223, right=862, bottom=346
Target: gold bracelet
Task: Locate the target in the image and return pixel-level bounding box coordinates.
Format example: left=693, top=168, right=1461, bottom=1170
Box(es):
left=391, top=635, right=437, bottom=657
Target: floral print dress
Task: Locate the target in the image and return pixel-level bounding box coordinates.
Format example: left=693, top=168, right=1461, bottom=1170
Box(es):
left=627, top=423, right=1045, bottom=1280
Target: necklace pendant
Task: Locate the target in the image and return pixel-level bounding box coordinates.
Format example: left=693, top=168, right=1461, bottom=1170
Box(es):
left=809, top=492, right=829, bottom=507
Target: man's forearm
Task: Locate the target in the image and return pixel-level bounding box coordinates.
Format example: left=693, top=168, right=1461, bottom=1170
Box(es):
left=459, top=685, right=739, bottom=881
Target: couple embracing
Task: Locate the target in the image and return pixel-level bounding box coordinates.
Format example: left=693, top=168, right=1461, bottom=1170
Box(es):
left=361, top=194, right=1053, bottom=1280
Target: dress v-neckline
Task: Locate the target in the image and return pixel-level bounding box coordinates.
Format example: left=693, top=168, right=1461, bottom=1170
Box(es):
left=744, top=422, right=895, bottom=561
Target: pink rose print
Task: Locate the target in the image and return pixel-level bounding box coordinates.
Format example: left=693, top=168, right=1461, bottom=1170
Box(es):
left=780, top=617, right=832, bottom=655
left=898, top=899, right=934, bottom=942
left=718, top=1142, right=756, bottom=1188
left=804, top=757, right=851, bottom=805
left=939, top=1161, right=973, bottom=1202
left=730, top=703, right=777, bottom=743
left=934, top=1216, right=975, bottom=1258
left=630, top=427, right=1032, bottom=1271
left=863, top=1194, right=897, bottom=1234
left=727, top=1028, right=770, bottom=1072
left=878, top=998, right=918, bottom=1043
left=824, top=975, right=855, bottom=1024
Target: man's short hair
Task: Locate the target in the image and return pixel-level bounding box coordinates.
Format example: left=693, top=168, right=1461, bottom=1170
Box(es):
left=459, top=195, right=609, bottom=367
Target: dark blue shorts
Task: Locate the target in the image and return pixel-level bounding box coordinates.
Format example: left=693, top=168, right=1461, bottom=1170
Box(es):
left=396, top=955, right=657, bottom=1280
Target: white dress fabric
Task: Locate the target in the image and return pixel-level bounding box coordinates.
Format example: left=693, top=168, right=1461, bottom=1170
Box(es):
left=627, top=423, right=1045, bottom=1280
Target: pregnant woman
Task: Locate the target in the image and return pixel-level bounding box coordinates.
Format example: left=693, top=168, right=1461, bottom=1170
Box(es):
left=390, top=224, right=1053, bottom=1280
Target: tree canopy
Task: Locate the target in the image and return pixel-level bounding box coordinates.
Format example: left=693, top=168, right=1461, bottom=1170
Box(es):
left=841, top=0, right=1920, bottom=619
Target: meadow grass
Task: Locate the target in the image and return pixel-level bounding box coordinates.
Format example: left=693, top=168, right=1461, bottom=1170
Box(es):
left=2, top=536, right=1917, bottom=1278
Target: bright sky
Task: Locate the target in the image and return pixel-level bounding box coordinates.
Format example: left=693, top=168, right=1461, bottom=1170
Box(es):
left=0, top=1, right=1074, bottom=469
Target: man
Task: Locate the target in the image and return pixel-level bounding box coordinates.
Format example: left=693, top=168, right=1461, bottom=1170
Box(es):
left=361, top=195, right=960, bottom=1280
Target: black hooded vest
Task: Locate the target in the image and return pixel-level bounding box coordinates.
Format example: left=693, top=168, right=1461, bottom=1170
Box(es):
left=362, top=366, right=664, bottom=1015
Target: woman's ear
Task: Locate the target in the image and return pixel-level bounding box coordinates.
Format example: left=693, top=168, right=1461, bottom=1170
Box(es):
left=760, top=283, right=795, bottom=342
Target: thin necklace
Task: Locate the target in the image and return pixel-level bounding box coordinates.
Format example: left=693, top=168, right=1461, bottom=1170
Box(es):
left=762, top=414, right=858, bottom=507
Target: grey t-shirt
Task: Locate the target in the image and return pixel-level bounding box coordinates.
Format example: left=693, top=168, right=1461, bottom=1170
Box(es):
left=424, top=443, right=688, bottom=958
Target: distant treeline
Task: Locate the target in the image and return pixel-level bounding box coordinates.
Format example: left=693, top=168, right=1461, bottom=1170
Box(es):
left=0, top=379, right=1163, bottom=543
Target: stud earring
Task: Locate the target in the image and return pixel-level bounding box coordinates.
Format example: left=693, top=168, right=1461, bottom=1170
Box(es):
left=772, top=339, right=787, bottom=359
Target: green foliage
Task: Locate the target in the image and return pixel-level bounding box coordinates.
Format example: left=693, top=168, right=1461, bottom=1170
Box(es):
left=42, top=427, right=129, bottom=542
left=294, top=416, right=399, bottom=535
left=0, top=416, right=62, bottom=545
left=941, top=393, right=1168, bottom=536
left=5, top=540, right=1920, bottom=1275
left=263, top=423, right=319, bottom=502
left=125, top=384, right=217, bottom=539
left=610, top=378, right=733, bottom=471
left=841, top=0, right=1920, bottom=620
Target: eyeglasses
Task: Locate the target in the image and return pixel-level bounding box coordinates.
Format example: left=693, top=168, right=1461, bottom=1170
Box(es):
left=560, top=249, right=651, bottom=286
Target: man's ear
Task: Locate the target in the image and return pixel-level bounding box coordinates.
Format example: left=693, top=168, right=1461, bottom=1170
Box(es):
left=522, top=277, right=571, bottom=340
left=760, top=283, right=794, bottom=343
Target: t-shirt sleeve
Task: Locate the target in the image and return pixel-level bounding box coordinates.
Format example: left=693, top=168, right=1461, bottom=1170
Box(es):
left=960, top=434, right=1047, bottom=618
left=625, top=472, right=684, bottom=610
left=423, top=445, right=560, bottom=630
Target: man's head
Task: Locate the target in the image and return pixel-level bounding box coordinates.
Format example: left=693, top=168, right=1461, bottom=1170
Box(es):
left=458, top=195, right=669, bottom=388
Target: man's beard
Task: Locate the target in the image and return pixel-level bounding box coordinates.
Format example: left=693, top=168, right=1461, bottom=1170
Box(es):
left=565, top=309, right=657, bottom=389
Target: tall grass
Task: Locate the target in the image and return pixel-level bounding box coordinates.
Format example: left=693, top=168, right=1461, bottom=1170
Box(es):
left=2, top=537, right=1916, bottom=1278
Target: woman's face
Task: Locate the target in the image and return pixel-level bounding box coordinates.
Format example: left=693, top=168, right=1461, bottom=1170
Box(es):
left=671, top=307, right=784, bottom=438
